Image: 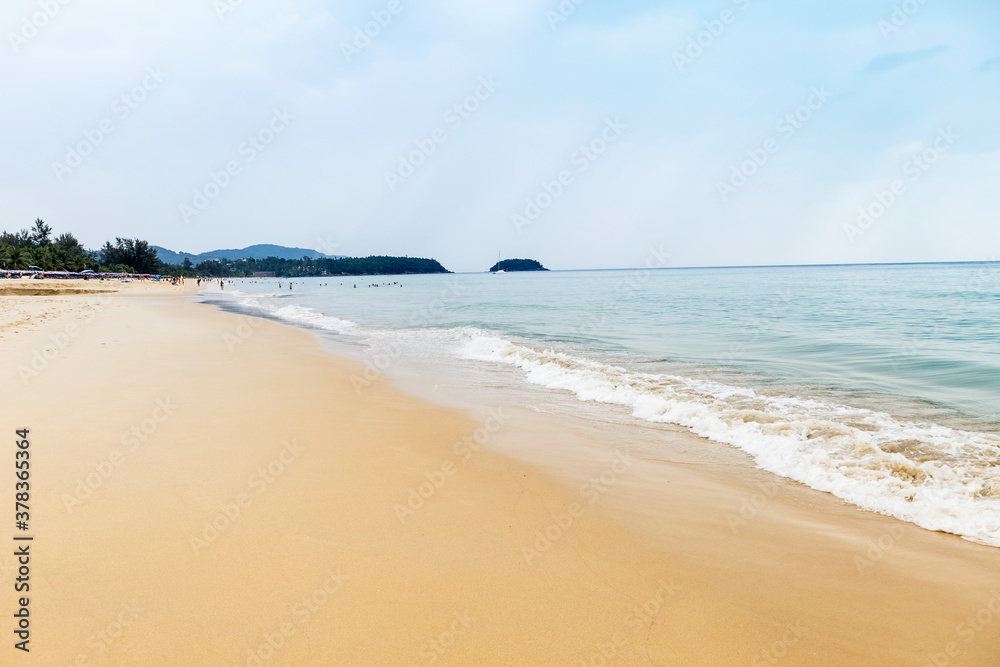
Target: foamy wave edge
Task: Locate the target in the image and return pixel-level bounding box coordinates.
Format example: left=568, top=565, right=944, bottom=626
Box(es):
left=461, top=335, right=1000, bottom=548
left=232, top=297, right=361, bottom=336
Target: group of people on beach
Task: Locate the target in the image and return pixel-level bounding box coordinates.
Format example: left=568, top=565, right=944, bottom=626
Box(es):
left=193, top=278, right=405, bottom=291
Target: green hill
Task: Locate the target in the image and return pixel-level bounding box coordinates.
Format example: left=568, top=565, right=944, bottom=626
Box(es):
left=489, top=259, right=548, bottom=272
left=152, top=244, right=344, bottom=264
left=187, top=255, right=450, bottom=277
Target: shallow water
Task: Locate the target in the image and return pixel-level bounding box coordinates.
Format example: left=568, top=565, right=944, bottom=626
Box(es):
left=201, top=262, right=1000, bottom=546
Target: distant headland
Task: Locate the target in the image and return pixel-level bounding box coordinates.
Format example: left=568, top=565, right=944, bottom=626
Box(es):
left=152, top=244, right=346, bottom=264
left=489, top=259, right=548, bottom=272
left=0, top=220, right=450, bottom=278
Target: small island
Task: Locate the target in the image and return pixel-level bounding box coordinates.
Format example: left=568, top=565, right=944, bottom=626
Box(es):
left=489, top=259, right=548, bottom=272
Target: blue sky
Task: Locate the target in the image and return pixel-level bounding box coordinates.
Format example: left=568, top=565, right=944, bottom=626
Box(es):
left=2, top=0, right=999, bottom=271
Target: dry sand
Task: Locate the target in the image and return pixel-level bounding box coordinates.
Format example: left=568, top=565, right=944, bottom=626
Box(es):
left=1, top=281, right=998, bottom=665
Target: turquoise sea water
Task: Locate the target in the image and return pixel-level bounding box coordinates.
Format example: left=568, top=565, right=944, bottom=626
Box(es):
left=203, top=262, right=1000, bottom=546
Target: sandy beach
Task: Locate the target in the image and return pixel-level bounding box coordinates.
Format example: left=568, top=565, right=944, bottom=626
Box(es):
left=2, top=282, right=999, bottom=665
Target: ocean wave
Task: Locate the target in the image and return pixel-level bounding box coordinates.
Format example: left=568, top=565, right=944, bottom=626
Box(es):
left=231, top=297, right=361, bottom=336
left=461, top=335, right=1000, bottom=547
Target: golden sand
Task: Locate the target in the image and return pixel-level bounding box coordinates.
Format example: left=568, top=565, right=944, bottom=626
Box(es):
left=1, top=282, right=998, bottom=665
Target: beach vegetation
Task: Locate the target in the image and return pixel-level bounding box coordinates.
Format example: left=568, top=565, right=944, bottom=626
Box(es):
left=182, top=254, right=451, bottom=278
left=489, top=258, right=548, bottom=272
left=1, top=220, right=451, bottom=277
left=1, top=220, right=101, bottom=272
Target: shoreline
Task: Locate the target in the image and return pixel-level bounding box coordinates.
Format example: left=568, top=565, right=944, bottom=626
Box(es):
left=4, top=283, right=999, bottom=664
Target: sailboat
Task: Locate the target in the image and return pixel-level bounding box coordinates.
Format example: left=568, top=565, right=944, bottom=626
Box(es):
left=493, top=251, right=506, bottom=274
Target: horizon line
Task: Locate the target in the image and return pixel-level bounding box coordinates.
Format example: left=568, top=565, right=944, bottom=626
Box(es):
left=466, top=259, right=1000, bottom=274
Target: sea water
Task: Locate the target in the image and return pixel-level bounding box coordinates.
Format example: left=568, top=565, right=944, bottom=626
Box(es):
left=201, top=262, right=1000, bottom=547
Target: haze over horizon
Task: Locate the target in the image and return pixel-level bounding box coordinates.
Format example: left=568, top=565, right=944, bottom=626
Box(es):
left=3, top=0, right=999, bottom=272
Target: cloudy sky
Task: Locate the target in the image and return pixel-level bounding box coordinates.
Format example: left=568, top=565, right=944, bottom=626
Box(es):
left=2, top=0, right=999, bottom=272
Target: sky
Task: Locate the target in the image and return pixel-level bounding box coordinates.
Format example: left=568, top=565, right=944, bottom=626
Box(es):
left=2, top=0, right=999, bottom=272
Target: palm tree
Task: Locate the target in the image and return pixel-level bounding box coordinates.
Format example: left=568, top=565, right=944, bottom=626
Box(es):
left=24, top=247, right=47, bottom=270
left=59, top=249, right=78, bottom=272
left=3, top=246, right=28, bottom=270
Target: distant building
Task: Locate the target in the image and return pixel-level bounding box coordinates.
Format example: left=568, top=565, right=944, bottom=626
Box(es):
left=252, top=272, right=276, bottom=277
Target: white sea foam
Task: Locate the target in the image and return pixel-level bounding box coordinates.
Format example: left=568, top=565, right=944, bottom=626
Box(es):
left=461, top=335, right=1000, bottom=547
left=205, top=289, right=1000, bottom=547
left=228, top=290, right=278, bottom=298
left=232, top=298, right=361, bottom=336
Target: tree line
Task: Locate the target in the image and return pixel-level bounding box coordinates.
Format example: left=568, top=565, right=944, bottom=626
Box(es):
left=1, top=220, right=450, bottom=277
left=1, top=220, right=162, bottom=274
left=190, top=255, right=450, bottom=277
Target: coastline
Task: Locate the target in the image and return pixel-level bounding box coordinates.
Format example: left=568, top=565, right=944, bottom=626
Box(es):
left=3, top=283, right=999, bottom=665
